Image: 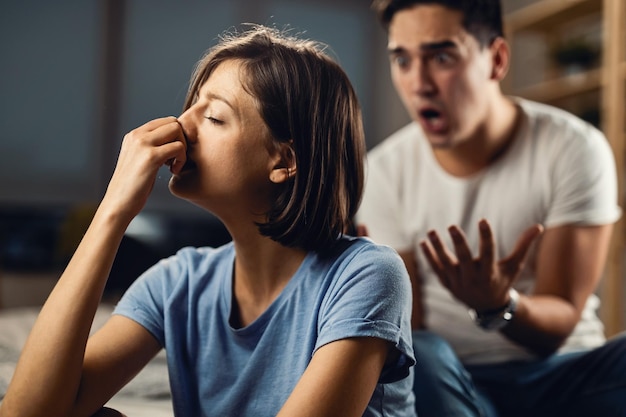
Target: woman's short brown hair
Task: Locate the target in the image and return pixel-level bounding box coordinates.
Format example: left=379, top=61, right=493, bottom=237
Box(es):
left=184, top=25, right=365, bottom=253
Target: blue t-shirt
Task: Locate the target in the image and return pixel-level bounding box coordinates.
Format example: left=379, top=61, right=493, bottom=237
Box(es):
left=114, top=236, right=415, bottom=416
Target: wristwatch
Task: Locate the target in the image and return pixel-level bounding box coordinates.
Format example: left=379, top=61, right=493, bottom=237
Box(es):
left=468, top=288, right=520, bottom=331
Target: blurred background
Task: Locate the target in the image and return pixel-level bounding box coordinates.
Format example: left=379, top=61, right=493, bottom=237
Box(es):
left=0, top=0, right=624, bottom=334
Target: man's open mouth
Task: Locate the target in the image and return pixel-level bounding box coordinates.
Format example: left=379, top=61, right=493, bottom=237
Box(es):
left=418, top=107, right=447, bottom=132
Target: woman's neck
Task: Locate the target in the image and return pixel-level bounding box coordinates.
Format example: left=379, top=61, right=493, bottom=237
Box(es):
left=231, top=232, right=307, bottom=327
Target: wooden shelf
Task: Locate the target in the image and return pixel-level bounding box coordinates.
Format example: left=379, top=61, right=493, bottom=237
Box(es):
left=511, top=68, right=602, bottom=102
left=507, top=0, right=602, bottom=33
left=506, top=0, right=626, bottom=335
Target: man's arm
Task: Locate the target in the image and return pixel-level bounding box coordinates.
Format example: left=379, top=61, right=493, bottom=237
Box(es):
left=397, top=249, right=424, bottom=330
left=421, top=219, right=613, bottom=357
left=502, top=223, right=613, bottom=355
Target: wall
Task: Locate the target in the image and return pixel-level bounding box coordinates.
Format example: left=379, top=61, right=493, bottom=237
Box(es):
left=0, top=0, right=406, bottom=214
left=0, top=0, right=408, bottom=304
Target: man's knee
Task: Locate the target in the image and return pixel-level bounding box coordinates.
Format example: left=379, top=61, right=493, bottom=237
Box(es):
left=413, top=330, right=460, bottom=364
left=412, top=330, right=467, bottom=380
left=411, top=331, right=489, bottom=416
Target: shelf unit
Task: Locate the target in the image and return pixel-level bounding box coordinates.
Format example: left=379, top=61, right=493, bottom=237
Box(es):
left=504, top=0, right=626, bottom=336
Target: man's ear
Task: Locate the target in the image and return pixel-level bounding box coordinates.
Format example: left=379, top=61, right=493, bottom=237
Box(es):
left=269, top=141, right=297, bottom=184
left=490, top=37, right=510, bottom=81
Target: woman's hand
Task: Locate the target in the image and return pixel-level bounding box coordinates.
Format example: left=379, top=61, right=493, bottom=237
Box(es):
left=101, top=116, right=186, bottom=220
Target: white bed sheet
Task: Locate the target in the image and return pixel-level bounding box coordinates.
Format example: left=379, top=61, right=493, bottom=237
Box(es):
left=105, top=396, right=174, bottom=417
left=0, top=304, right=173, bottom=417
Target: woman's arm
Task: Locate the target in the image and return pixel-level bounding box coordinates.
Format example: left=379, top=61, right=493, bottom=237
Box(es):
left=277, top=337, right=389, bottom=417
left=0, top=207, right=133, bottom=417
left=76, top=316, right=162, bottom=416
left=0, top=117, right=185, bottom=417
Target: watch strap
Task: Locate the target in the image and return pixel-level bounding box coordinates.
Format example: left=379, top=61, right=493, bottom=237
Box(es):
left=468, top=288, right=520, bottom=331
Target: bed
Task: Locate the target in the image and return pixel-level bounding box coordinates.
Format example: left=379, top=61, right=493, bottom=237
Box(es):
left=0, top=304, right=174, bottom=417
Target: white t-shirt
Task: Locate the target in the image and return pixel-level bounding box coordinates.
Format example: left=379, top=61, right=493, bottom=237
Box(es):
left=357, top=97, right=622, bottom=365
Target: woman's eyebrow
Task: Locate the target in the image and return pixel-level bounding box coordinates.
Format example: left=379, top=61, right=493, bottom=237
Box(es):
left=205, top=92, right=235, bottom=111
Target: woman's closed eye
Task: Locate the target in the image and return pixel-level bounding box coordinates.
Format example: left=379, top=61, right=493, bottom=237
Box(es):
left=205, top=116, right=224, bottom=125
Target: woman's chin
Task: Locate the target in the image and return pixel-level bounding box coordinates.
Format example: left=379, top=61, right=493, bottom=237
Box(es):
left=168, top=173, right=195, bottom=198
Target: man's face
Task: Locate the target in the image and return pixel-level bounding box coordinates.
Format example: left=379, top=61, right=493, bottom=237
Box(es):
left=387, top=4, right=495, bottom=148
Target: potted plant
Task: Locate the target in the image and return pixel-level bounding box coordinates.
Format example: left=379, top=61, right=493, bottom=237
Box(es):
left=552, top=37, right=600, bottom=75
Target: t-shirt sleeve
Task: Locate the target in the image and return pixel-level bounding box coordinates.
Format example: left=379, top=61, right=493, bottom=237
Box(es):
left=315, top=242, right=415, bottom=383
left=546, top=124, right=622, bottom=227
left=112, top=250, right=188, bottom=347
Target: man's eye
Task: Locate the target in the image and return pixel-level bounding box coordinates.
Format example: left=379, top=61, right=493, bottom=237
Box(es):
left=432, top=52, right=454, bottom=65
left=392, top=55, right=410, bottom=69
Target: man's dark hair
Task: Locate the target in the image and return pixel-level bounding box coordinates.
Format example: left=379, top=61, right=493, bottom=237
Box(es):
left=371, top=0, right=504, bottom=47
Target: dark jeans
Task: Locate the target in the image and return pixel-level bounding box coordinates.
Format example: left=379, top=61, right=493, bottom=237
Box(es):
left=412, top=330, right=626, bottom=417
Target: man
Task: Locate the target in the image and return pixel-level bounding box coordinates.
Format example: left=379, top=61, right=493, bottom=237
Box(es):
left=357, top=0, right=626, bottom=416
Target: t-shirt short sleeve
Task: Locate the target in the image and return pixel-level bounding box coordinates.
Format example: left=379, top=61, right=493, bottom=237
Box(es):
left=113, top=247, right=204, bottom=347
left=544, top=120, right=621, bottom=227
left=314, top=241, right=415, bottom=383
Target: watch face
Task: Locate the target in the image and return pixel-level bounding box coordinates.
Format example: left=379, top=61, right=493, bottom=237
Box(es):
left=470, top=288, right=519, bottom=331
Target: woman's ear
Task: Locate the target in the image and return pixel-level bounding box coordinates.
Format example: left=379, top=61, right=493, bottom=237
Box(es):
left=269, top=141, right=297, bottom=184
left=490, top=37, right=510, bottom=81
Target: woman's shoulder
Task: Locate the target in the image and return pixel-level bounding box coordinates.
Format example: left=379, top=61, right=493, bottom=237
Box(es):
left=326, top=236, right=409, bottom=280
left=324, top=235, right=393, bottom=255
left=130, top=242, right=235, bottom=291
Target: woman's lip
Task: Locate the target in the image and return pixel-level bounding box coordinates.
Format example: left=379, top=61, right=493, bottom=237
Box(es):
left=180, top=158, right=197, bottom=172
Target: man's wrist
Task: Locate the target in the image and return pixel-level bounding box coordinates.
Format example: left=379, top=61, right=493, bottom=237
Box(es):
left=468, top=288, right=520, bottom=331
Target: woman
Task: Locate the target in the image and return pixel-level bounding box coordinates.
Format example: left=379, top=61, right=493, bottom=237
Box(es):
left=0, top=25, right=415, bottom=417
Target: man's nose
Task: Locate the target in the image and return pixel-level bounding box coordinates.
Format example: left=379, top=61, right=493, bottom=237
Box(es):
left=410, top=62, right=436, bottom=96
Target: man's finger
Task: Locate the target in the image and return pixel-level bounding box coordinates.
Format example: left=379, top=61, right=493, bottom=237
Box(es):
left=501, top=223, right=544, bottom=276
left=478, top=219, right=496, bottom=273
left=420, top=240, right=450, bottom=289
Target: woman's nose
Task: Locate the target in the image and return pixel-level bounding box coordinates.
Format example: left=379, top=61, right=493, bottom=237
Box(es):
left=177, top=108, right=196, bottom=143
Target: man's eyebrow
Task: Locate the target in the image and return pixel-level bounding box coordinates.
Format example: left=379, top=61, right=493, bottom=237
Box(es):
left=420, top=40, right=457, bottom=51
left=388, top=40, right=458, bottom=55
left=388, top=46, right=405, bottom=55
